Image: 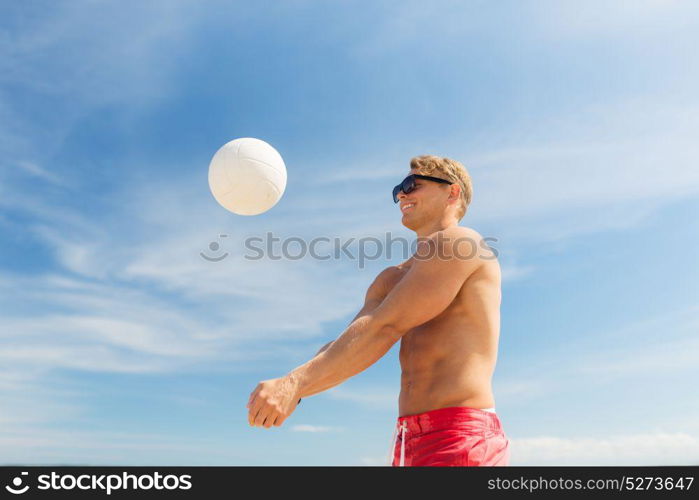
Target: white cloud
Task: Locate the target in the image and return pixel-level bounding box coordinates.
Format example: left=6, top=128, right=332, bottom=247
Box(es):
left=15, top=161, right=68, bottom=186
left=325, top=386, right=398, bottom=411
left=347, top=1, right=510, bottom=60
left=511, top=432, right=699, bottom=465
left=577, top=307, right=699, bottom=378
left=533, top=0, right=696, bottom=39
left=302, top=97, right=699, bottom=247
left=358, top=455, right=386, bottom=466
left=493, top=379, right=552, bottom=406
left=0, top=167, right=374, bottom=437
left=469, top=100, right=699, bottom=221
left=493, top=306, right=699, bottom=409
left=0, top=2, right=199, bottom=175
left=291, top=425, right=343, bottom=433
left=0, top=427, right=234, bottom=465
left=0, top=372, right=82, bottom=427
left=500, top=264, right=534, bottom=283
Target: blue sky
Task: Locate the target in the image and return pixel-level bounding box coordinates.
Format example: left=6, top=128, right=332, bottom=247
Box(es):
left=1, top=0, right=698, bottom=465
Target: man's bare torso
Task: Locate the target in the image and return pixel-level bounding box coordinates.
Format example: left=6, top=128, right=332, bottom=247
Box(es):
left=371, top=235, right=501, bottom=417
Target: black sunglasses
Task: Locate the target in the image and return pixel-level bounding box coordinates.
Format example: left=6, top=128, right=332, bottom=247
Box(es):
left=392, top=174, right=453, bottom=203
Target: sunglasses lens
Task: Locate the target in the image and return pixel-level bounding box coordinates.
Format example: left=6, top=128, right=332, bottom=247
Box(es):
left=392, top=175, right=416, bottom=203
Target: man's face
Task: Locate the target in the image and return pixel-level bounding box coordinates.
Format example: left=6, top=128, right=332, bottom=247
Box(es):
left=397, top=169, right=452, bottom=230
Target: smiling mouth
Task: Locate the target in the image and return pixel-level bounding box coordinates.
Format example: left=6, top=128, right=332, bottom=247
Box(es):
left=401, top=203, right=415, bottom=213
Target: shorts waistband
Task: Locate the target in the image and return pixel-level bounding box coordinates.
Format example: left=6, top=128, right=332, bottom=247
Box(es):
left=397, top=406, right=503, bottom=435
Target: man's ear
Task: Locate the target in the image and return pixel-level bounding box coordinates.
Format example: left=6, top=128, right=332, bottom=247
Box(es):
left=448, top=183, right=461, bottom=202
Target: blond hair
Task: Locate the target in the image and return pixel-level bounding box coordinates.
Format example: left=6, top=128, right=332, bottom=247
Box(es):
left=409, top=155, right=473, bottom=220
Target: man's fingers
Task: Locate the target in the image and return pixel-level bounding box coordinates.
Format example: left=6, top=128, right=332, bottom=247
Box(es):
left=248, top=405, right=260, bottom=426
left=247, top=385, right=262, bottom=408
left=248, top=397, right=265, bottom=426
left=263, top=412, right=278, bottom=429
left=254, top=407, right=269, bottom=427
left=246, top=379, right=296, bottom=429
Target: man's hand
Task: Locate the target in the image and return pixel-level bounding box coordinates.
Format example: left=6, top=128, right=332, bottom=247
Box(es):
left=246, top=376, right=301, bottom=428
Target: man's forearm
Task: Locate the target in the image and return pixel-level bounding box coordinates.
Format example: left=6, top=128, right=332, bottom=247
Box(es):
left=303, top=341, right=335, bottom=395
left=294, top=341, right=337, bottom=400
left=288, top=315, right=399, bottom=399
left=315, top=341, right=333, bottom=356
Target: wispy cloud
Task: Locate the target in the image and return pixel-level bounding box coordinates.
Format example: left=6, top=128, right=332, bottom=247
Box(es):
left=511, top=432, right=699, bottom=465
left=302, top=98, right=699, bottom=247
left=577, top=307, right=699, bottom=378
left=468, top=100, right=699, bottom=229
left=15, top=161, right=68, bottom=186
left=0, top=2, right=205, bottom=171
left=0, top=427, right=235, bottom=465
left=494, top=305, right=699, bottom=407
left=532, top=0, right=698, bottom=39
left=358, top=455, right=385, bottom=466
left=500, top=264, right=534, bottom=283
left=291, top=425, right=343, bottom=433
left=325, top=386, right=398, bottom=411
left=0, top=166, right=374, bottom=439
left=493, top=379, right=552, bottom=407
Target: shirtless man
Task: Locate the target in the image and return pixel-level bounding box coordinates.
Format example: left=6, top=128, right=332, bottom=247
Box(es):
left=247, top=155, right=510, bottom=466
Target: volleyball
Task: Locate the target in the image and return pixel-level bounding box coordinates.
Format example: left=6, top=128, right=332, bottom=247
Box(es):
left=208, top=137, right=287, bottom=215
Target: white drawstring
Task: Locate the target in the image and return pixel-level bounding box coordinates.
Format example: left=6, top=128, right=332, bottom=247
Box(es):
left=399, top=422, right=407, bottom=466
left=387, top=421, right=408, bottom=466
left=387, top=422, right=398, bottom=466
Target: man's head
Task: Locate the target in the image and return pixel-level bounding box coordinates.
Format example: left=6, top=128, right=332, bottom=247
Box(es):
left=396, top=155, right=472, bottom=231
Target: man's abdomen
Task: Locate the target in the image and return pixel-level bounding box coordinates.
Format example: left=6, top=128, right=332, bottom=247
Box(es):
left=398, top=349, right=497, bottom=417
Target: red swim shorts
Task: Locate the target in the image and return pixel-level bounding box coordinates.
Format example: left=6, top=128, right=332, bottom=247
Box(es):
left=390, top=406, right=510, bottom=466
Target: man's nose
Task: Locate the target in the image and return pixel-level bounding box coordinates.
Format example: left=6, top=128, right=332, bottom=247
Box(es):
left=397, top=190, right=407, bottom=201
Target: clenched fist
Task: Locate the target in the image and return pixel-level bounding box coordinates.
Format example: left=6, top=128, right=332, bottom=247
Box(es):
left=247, top=376, right=301, bottom=428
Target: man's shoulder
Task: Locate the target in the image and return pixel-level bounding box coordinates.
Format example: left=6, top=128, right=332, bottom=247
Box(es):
left=422, top=226, right=487, bottom=259
left=432, top=225, right=483, bottom=242
left=364, top=265, right=406, bottom=301
left=375, top=264, right=408, bottom=282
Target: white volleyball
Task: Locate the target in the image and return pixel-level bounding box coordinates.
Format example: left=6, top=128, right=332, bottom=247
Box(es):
left=208, top=137, right=287, bottom=215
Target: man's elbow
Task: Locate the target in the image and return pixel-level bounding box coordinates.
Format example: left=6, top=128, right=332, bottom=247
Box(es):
left=373, top=319, right=406, bottom=342
left=369, top=306, right=418, bottom=341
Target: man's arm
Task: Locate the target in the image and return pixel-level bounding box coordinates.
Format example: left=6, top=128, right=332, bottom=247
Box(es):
left=304, top=288, right=382, bottom=370
left=246, top=273, right=388, bottom=427
left=289, top=227, right=483, bottom=399
left=295, top=273, right=388, bottom=398
left=246, top=227, right=486, bottom=427
left=315, top=341, right=334, bottom=356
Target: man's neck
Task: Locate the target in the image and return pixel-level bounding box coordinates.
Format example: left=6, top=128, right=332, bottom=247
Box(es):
left=414, top=216, right=459, bottom=238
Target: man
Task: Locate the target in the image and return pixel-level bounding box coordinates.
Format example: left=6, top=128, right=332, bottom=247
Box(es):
left=247, top=155, right=510, bottom=466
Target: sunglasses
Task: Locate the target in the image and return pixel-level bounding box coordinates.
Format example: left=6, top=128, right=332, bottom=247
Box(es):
left=392, top=174, right=453, bottom=203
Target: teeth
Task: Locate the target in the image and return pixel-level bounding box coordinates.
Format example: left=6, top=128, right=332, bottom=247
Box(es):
left=402, top=203, right=414, bottom=212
